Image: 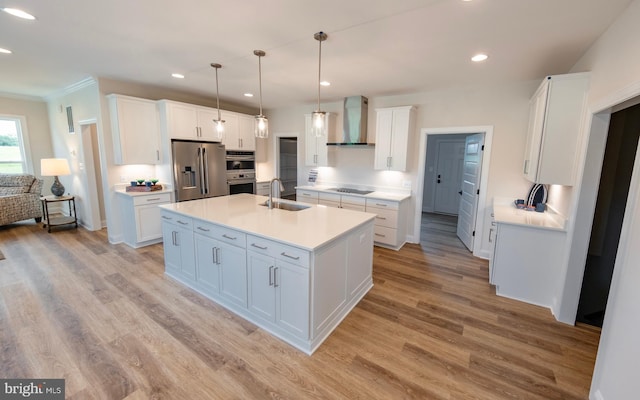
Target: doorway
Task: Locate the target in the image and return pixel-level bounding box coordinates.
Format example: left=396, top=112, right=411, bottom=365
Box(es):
left=576, top=102, right=640, bottom=327
left=431, top=135, right=466, bottom=215
left=79, top=122, right=106, bottom=230
left=277, top=137, right=297, bottom=200
left=416, top=126, right=493, bottom=258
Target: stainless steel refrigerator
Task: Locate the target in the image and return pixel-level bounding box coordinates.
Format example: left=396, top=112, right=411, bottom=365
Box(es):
left=172, top=140, right=228, bottom=202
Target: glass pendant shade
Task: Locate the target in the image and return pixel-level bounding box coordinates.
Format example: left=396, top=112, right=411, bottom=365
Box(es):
left=210, top=63, right=225, bottom=141
left=254, top=50, right=268, bottom=138
left=311, top=111, right=326, bottom=137
left=255, top=115, right=269, bottom=138
left=313, top=32, right=328, bottom=138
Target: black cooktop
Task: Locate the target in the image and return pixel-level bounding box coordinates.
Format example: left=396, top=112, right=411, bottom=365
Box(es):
left=330, top=188, right=374, bottom=195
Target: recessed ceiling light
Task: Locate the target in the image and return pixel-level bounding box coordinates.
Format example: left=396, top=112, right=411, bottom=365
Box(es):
left=244, top=93, right=254, bottom=97
left=2, top=8, right=36, bottom=20
left=171, top=73, right=185, bottom=79
left=320, top=81, right=331, bottom=87
left=471, top=54, right=488, bottom=62
left=0, top=48, right=12, bottom=54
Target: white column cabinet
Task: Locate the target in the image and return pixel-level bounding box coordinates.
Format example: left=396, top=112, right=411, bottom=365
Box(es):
left=374, top=106, right=415, bottom=171
left=304, top=113, right=333, bottom=167
left=108, top=94, right=162, bottom=165
left=523, top=73, right=589, bottom=185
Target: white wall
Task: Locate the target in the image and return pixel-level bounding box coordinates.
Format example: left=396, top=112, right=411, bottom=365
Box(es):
left=562, top=0, right=640, bottom=398
left=45, top=80, right=101, bottom=228
left=264, top=81, right=538, bottom=255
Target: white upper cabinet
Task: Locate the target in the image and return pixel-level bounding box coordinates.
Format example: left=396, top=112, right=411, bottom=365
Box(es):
left=223, top=112, right=256, bottom=151
left=158, top=100, right=224, bottom=142
left=304, top=113, right=334, bottom=167
left=108, top=94, right=161, bottom=165
left=374, top=106, right=415, bottom=171
left=523, top=73, right=589, bottom=185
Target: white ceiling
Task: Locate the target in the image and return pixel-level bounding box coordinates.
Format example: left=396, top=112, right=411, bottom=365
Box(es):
left=0, top=0, right=633, bottom=109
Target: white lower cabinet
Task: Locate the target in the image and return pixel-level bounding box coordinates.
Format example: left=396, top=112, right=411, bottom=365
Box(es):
left=160, top=207, right=373, bottom=354
left=491, top=222, right=566, bottom=308
left=296, top=189, right=319, bottom=204
left=365, top=198, right=408, bottom=250
left=161, top=212, right=195, bottom=281
left=193, top=220, right=248, bottom=307
left=119, top=191, right=171, bottom=248
left=248, top=248, right=309, bottom=338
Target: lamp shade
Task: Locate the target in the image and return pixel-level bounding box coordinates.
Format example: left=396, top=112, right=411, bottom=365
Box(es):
left=41, top=158, right=70, bottom=176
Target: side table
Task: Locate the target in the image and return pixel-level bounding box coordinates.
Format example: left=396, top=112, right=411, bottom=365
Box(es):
left=41, top=195, right=78, bottom=232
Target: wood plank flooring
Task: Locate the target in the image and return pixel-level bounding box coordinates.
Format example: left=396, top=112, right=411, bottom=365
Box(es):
left=0, top=214, right=600, bottom=399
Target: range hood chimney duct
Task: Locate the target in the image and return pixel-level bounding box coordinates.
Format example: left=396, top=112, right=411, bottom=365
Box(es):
left=328, top=95, right=370, bottom=145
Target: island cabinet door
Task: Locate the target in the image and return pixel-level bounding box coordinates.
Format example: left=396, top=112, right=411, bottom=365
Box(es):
left=194, top=235, right=220, bottom=295
left=218, top=241, right=248, bottom=308
left=247, top=251, right=276, bottom=321
left=162, top=222, right=195, bottom=280
left=275, top=260, right=309, bottom=339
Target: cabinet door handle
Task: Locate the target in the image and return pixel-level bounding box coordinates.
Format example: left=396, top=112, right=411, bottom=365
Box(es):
left=197, top=226, right=211, bottom=232
left=162, top=215, right=172, bottom=220
left=523, top=159, right=529, bottom=174
left=251, top=243, right=268, bottom=250
left=177, top=220, right=189, bottom=225
left=212, top=247, right=217, bottom=264
left=273, top=267, right=279, bottom=287
left=489, top=228, right=494, bottom=243
left=375, top=233, right=385, bottom=237
left=269, top=265, right=274, bottom=286
left=376, top=216, right=387, bottom=220
left=146, top=197, right=161, bottom=202
left=171, top=231, right=176, bottom=245
left=281, top=252, right=299, bottom=260
left=375, top=203, right=388, bottom=207
left=174, top=231, right=180, bottom=246
left=156, top=150, right=160, bottom=161
left=215, top=247, right=221, bottom=265
left=222, top=234, right=237, bottom=240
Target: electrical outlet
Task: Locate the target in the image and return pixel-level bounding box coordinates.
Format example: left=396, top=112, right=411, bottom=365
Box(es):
left=402, top=180, right=412, bottom=189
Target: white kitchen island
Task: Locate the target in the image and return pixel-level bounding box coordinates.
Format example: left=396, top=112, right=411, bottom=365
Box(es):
left=159, top=193, right=376, bottom=354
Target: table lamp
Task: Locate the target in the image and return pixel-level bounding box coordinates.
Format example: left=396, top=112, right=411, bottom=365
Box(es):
left=41, top=158, right=70, bottom=197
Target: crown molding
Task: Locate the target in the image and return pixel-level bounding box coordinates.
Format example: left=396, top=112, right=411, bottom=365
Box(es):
left=43, top=76, right=97, bottom=101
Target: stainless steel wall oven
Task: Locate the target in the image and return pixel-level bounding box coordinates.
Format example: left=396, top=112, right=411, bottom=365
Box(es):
left=226, top=151, right=256, bottom=195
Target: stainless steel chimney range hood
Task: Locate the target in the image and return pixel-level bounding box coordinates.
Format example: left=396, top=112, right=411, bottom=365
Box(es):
left=327, top=95, right=373, bottom=146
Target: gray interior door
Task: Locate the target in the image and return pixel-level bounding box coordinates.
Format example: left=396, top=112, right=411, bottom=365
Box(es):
left=457, top=133, right=484, bottom=251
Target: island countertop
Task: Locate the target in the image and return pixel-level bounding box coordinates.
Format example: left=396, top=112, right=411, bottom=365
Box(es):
left=159, top=193, right=376, bottom=250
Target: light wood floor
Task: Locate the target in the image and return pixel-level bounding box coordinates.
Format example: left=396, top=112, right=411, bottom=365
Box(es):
left=0, top=214, right=600, bottom=399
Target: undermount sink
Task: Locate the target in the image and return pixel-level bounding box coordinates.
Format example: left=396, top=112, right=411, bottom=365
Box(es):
left=260, top=200, right=310, bottom=211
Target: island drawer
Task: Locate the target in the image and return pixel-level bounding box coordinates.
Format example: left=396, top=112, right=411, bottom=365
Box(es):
left=133, top=192, right=171, bottom=206
left=161, top=210, right=192, bottom=229
left=247, top=235, right=310, bottom=268
left=194, top=220, right=246, bottom=248
left=365, top=198, right=399, bottom=210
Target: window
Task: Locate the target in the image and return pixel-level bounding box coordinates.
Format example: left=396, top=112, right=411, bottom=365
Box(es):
left=0, top=115, right=32, bottom=174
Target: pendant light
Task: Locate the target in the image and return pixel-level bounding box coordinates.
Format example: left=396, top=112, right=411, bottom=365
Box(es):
left=210, top=63, right=225, bottom=140
left=254, top=50, right=268, bottom=138
left=312, top=31, right=328, bottom=137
